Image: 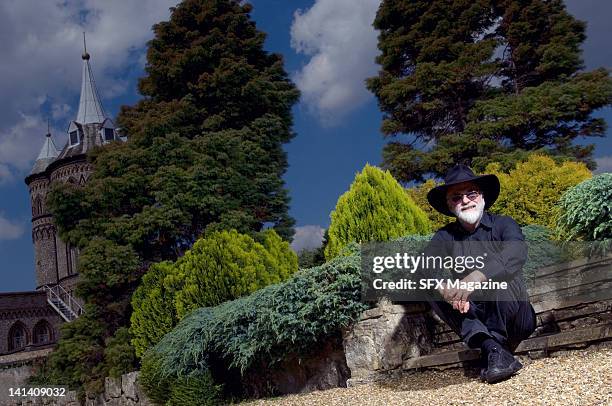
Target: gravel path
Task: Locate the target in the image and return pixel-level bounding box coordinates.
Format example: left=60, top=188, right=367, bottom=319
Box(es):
left=244, top=347, right=612, bottom=405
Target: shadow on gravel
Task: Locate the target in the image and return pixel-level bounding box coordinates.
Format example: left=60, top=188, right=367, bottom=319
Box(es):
left=375, top=367, right=481, bottom=392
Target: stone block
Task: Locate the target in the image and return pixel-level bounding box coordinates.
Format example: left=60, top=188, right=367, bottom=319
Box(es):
left=104, top=377, right=121, bottom=400
left=121, top=372, right=138, bottom=402
left=343, top=299, right=432, bottom=381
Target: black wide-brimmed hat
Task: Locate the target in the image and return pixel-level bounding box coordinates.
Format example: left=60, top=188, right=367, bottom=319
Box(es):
left=426, top=164, right=500, bottom=217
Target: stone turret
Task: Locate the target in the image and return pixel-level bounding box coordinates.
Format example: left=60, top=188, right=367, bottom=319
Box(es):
left=27, top=131, right=60, bottom=288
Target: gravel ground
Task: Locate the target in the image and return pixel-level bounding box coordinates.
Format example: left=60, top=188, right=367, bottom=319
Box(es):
left=243, top=347, right=612, bottom=406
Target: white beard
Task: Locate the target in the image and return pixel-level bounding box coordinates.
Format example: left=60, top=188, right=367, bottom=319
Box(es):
left=452, top=198, right=485, bottom=225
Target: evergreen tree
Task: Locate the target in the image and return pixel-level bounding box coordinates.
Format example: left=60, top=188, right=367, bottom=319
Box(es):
left=42, top=0, right=299, bottom=393
left=325, top=165, right=430, bottom=259
left=367, top=0, right=612, bottom=182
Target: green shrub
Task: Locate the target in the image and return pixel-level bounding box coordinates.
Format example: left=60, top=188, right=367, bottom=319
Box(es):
left=325, top=164, right=431, bottom=259
left=141, top=244, right=367, bottom=401
left=521, top=225, right=564, bottom=284
left=557, top=173, right=612, bottom=240
left=406, top=179, right=453, bottom=230
left=104, top=327, right=136, bottom=379
left=486, top=154, right=591, bottom=229
left=174, top=229, right=297, bottom=319
left=130, top=262, right=180, bottom=358
left=130, top=229, right=297, bottom=358
left=167, top=370, right=223, bottom=406
left=140, top=351, right=223, bottom=406
left=140, top=351, right=176, bottom=405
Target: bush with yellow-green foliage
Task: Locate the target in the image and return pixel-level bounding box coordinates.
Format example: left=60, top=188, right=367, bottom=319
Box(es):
left=130, top=262, right=180, bottom=358
left=485, top=155, right=591, bottom=229
left=406, top=179, right=453, bottom=230
left=325, top=164, right=431, bottom=259
left=130, top=229, right=297, bottom=358
left=173, top=229, right=297, bottom=319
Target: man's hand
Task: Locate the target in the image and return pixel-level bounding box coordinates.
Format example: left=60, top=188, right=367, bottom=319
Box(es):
left=439, top=271, right=488, bottom=313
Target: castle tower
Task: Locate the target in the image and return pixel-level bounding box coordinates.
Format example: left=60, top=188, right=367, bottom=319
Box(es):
left=25, top=38, right=121, bottom=300
left=27, top=130, right=60, bottom=289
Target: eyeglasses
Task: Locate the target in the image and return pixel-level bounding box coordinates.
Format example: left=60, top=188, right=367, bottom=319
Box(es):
left=448, top=190, right=481, bottom=204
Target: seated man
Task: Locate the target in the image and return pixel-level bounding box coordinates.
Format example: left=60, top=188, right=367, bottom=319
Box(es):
left=425, top=164, right=537, bottom=384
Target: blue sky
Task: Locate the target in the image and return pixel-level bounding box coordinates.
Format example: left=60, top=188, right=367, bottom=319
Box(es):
left=0, top=0, right=610, bottom=292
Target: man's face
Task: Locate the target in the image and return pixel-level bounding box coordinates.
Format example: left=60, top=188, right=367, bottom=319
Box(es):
left=446, top=182, right=485, bottom=225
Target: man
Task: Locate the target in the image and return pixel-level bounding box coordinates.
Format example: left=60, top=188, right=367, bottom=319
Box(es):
left=425, top=164, right=536, bottom=384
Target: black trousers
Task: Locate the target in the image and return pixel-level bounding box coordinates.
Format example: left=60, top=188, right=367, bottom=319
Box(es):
left=428, top=278, right=537, bottom=353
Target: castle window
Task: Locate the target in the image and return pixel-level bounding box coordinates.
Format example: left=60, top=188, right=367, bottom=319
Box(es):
left=8, top=323, right=27, bottom=351
left=33, top=320, right=52, bottom=344
left=104, top=128, right=115, bottom=142
left=69, top=130, right=79, bottom=145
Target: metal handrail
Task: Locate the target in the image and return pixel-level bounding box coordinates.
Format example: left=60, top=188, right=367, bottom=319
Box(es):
left=42, top=284, right=84, bottom=321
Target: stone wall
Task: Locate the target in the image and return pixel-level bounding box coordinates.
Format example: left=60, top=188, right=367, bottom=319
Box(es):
left=0, top=370, right=152, bottom=406
left=83, top=373, right=153, bottom=406
left=342, top=299, right=432, bottom=386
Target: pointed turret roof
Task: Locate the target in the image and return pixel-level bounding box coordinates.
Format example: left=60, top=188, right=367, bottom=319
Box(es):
left=75, top=36, right=106, bottom=125
left=31, top=131, right=60, bottom=175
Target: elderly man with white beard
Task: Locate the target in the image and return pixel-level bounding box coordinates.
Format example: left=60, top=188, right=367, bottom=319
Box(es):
left=423, top=164, right=536, bottom=384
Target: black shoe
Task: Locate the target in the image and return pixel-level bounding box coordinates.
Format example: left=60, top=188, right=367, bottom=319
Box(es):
left=478, top=350, right=488, bottom=382
left=485, top=346, right=522, bottom=384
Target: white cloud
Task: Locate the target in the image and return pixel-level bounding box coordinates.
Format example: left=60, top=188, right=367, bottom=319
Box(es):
left=290, top=0, right=381, bottom=125
left=51, top=103, right=72, bottom=120
left=594, top=155, right=612, bottom=174
left=0, top=0, right=176, bottom=181
left=0, top=214, right=24, bottom=240
left=0, top=113, right=56, bottom=184
left=291, top=225, right=325, bottom=252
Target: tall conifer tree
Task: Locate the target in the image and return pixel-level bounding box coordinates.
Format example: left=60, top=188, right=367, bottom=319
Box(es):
left=367, top=0, right=612, bottom=182
left=41, top=0, right=299, bottom=393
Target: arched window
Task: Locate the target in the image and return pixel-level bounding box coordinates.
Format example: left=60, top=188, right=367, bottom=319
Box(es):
left=33, top=320, right=52, bottom=345
left=32, top=196, right=43, bottom=217
left=8, top=322, right=28, bottom=351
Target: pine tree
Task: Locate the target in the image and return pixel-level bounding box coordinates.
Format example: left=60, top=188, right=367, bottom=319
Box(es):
left=367, top=0, right=612, bottom=182
left=325, top=165, right=430, bottom=259
left=42, top=0, right=299, bottom=393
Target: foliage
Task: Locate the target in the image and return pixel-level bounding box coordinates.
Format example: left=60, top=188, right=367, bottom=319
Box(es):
left=130, top=229, right=296, bottom=358
left=139, top=351, right=177, bottom=405
left=42, top=0, right=299, bottom=393
left=103, top=327, right=137, bottom=379
left=521, top=224, right=563, bottom=283
left=141, top=245, right=368, bottom=402
left=485, top=154, right=591, bottom=229
left=173, top=229, right=297, bottom=319
left=368, top=0, right=612, bottom=182
left=325, top=165, right=431, bottom=259
left=130, top=262, right=180, bottom=358
left=557, top=173, right=612, bottom=240
left=406, top=179, right=453, bottom=230
left=166, top=371, right=224, bottom=406
left=139, top=353, right=223, bottom=406
left=297, top=247, right=326, bottom=269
